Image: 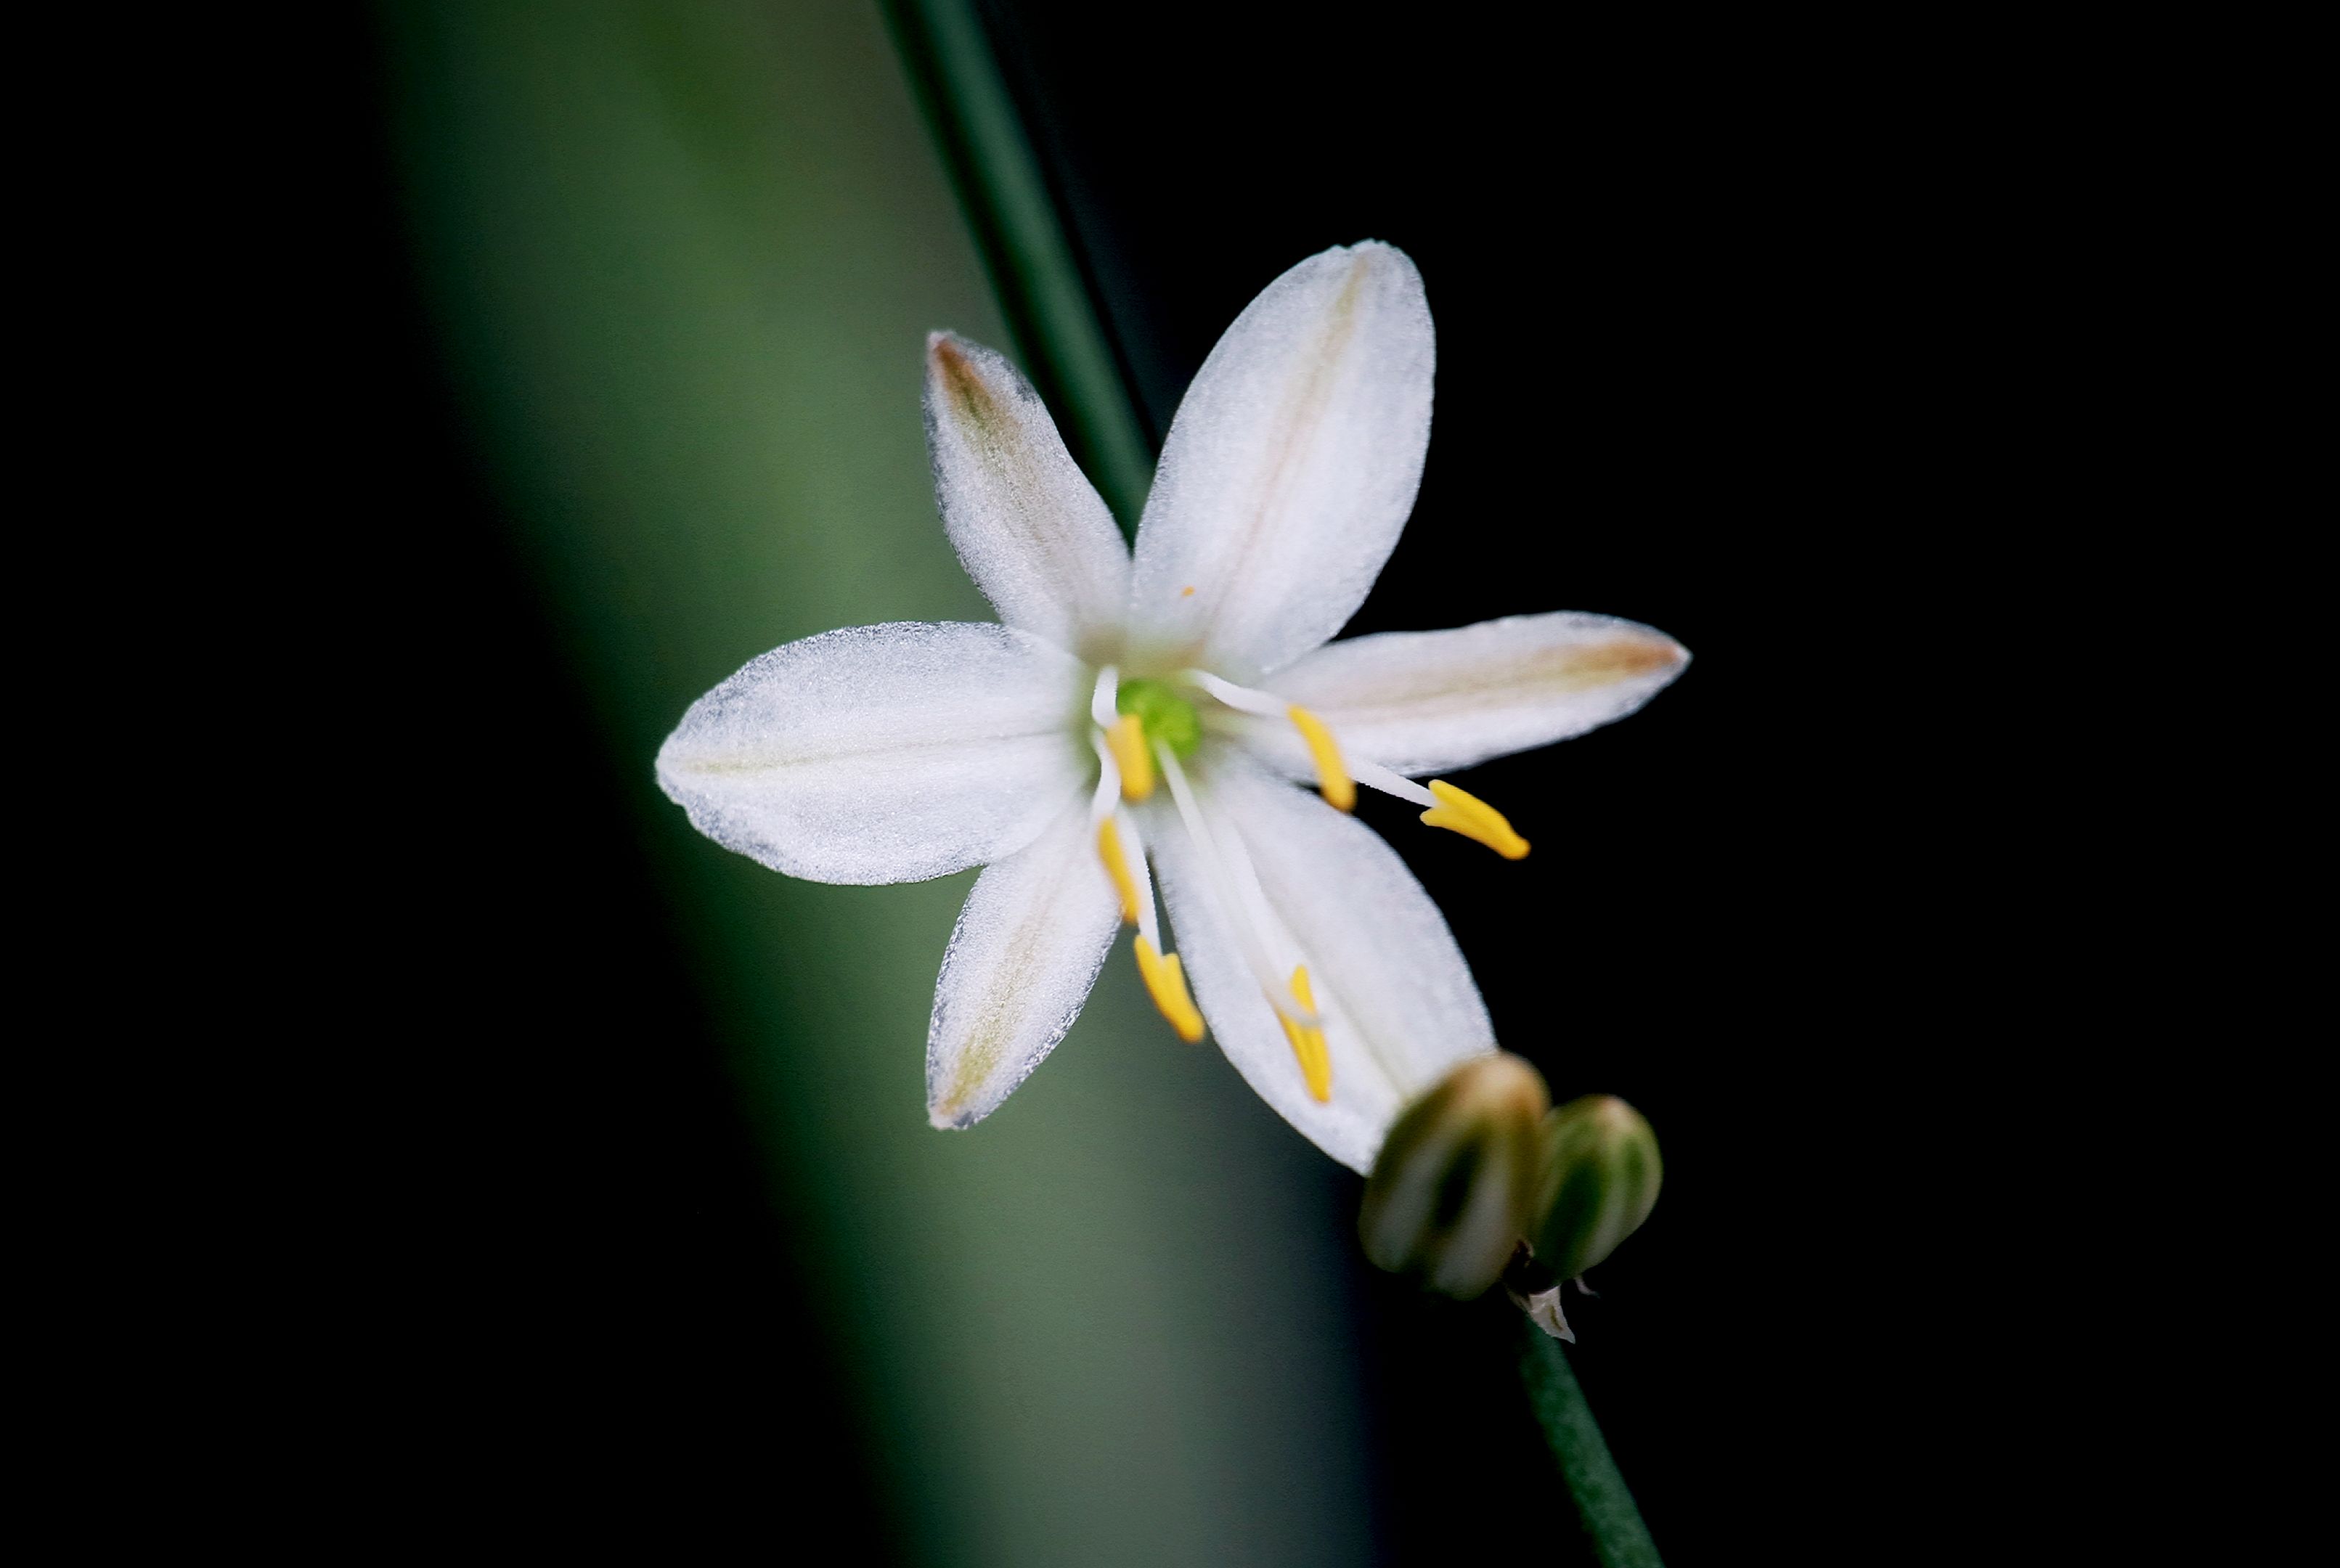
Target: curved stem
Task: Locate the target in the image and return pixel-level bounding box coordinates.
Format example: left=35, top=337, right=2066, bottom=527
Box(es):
left=1520, top=1325, right=1666, bottom=1567
left=880, top=0, right=1154, bottom=534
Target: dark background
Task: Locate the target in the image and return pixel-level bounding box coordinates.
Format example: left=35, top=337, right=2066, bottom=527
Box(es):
left=244, top=2, right=2004, bottom=1559
left=969, top=6, right=1977, bottom=1561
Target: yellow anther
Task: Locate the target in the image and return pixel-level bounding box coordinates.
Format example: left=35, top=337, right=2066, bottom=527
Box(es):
left=1277, top=965, right=1332, bottom=1102
left=1287, top=706, right=1355, bottom=812
left=1136, top=937, right=1204, bottom=1042
left=1106, top=714, right=1155, bottom=801
left=1097, top=819, right=1140, bottom=926
left=1420, top=780, right=1530, bottom=859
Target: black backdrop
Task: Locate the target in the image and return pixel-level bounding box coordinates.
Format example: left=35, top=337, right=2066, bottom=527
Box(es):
left=275, top=3, right=2005, bottom=1559
left=971, top=6, right=1966, bottom=1561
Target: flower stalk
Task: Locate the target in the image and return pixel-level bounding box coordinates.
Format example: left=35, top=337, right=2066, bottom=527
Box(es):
left=1520, top=1326, right=1666, bottom=1567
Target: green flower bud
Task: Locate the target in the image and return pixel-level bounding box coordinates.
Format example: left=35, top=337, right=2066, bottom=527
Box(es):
left=1359, top=1054, right=1552, bottom=1299
left=1530, top=1095, right=1663, bottom=1281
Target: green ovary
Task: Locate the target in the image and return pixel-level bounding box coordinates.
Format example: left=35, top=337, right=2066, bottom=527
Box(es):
left=1116, top=679, right=1202, bottom=759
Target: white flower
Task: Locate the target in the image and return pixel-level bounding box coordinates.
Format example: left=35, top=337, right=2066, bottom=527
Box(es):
left=657, top=243, right=1688, bottom=1172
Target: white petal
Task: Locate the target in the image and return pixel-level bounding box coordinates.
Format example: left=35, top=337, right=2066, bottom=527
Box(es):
left=1252, top=612, right=1690, bottom=777
left=656, top=622, right=1089, bottom=886
left=925, top=332, right=1131, bottom=656
left=1212, top=762, right=1498, bottom=1095
left=927, top=799, right=1122, bottom=1130
left=1147, top=823, right=1393, bottom=1172
left=1147, top=760, right=1494, bottom=1172
left=1128, top=243, right=1434, bottom=681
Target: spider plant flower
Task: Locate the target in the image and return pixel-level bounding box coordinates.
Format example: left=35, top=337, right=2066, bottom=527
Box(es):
left=656, top=243, right=1688, bottom=1172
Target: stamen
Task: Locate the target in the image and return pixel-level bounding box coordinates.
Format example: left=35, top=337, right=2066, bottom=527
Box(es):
left=1154, top=740, right=1321, bottom=1028
left=1421, top=780, right=1531, bottom=859
left=1187, top=670, right=1285, bottom=718
left=1090, top=736, right=1160, bottom=942
left=1092, top=666, right=1155, bottom=801
left=1286, top=706, right=1355, bottom=812
left=1097, top=818, right=1141, bottom=927
left=1277, top=965, right=1332, bottom=1101
left=1136, top=938, right=1204, bottom=1042
left=1190, top=666, right=1530, bottom=860
left=1189, top=671, right=1361, bottom=812
left=1106, top=714, right=1155, bottom=801
left=1086, top=754, right=1189, bottom=1038
left=1351, top=757, right=1436, bottom=807
left=1153, top=742, right=1333, bottom=1095
left=1089, top=746, right=1162, bottom=940
left=1119, top=810, right=1164, bottom=950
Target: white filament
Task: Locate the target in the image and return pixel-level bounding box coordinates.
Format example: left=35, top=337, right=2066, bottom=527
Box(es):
left=1114, top=807, right=1162, bottom=950
left=1349, top=756, right=1437, bottom=808
left=1090, top=664, right=1122, bottom=729
left=1186, top=669, right=1287, bottom=718
left=1088, top=729, right=1123, bottom=822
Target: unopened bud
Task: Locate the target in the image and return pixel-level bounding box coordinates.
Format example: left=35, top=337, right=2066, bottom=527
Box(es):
left=1530, top=1095, right=1663, bottom=1281
left=1359, top=1054, right=1552, bottom=1299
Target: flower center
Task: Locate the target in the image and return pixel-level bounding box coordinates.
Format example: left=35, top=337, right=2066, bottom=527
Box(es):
left=1114, top=678, right=1202, bottom=758
left=1080, top=658, right=1533, bottom=1102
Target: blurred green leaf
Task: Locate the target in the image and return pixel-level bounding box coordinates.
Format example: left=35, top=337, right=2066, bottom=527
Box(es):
left=380, top=4, right=1372, bottom=1563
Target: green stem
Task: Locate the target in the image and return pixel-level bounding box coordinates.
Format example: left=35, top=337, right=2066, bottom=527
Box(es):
left=880, top=0, right=1155, bottom=535
left=1520, top=1326, right=1666, bottom=1568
